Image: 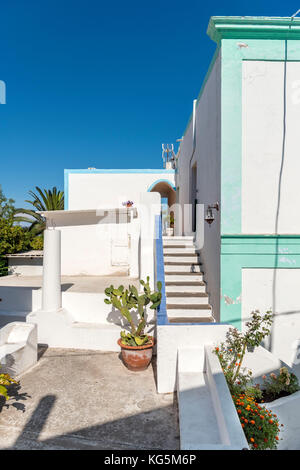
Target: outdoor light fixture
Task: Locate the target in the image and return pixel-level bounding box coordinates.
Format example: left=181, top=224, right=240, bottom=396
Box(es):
left=205, top=202, right=219, bottom=225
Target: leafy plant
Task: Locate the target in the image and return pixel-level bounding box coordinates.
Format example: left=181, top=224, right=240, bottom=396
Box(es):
left=167, top=212, right=174, bottom=227
left=215, top=310, right=273, bottom=396
left=214, top=310, right=283, bottom=450
left=14, top=186, right=64, bottom=236
left=261, top=367, right=300, bottom=402
left=0, top=364, right=18, bottom=400
left=232, top=392, right=281, bottom=450
left=104, top=277, right=162, bottom=347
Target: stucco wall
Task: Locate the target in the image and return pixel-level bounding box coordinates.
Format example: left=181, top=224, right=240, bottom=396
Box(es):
left=242, top=60, right=300, bottom=234
left=242, top=268, right=300, bottom=366
left=50, top=211, right=133, bottom=276
left=66, top=170, right=175, bottom=210
left=177, top=51, right=221, bottom=320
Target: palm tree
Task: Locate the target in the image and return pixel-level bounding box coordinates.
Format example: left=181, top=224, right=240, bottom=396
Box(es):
left=14, top=187, right=64, bottom=236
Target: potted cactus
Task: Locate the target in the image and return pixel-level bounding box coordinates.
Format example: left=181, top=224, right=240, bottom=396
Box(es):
left=104, top=277, right=162, bottom=371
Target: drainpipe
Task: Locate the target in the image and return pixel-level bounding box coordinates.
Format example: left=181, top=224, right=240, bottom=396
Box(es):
left=187, top=99, right=197, bottom=234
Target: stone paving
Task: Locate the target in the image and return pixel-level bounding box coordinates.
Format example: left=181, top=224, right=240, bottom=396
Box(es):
left=0, top=348, right=179, bottom=450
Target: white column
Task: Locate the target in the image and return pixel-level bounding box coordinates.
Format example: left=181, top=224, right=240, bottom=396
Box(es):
left=42, top=229, right=62, bottom=311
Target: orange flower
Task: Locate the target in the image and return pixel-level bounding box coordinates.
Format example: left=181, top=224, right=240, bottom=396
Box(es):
left=250, top=438, right=255, bottom=442
left=275, top=436, right=279, bottom=441
left=237, top=409, right=242, bottom=414
left=269, top=419, right=273, bottom=424
left=244, top=419, right=248, bottom=424
left=250, top=420, right=255, bottom=425
left=241, top=423, right=245, bottom=428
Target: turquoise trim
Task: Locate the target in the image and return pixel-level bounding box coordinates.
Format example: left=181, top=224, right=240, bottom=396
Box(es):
left=208, top=16, right=300, bottom=44
left=64, top=171, right=69, bottom=210
left=221, top=235, right=300, bottom=329
left=147, top=179, right=176, bottom=192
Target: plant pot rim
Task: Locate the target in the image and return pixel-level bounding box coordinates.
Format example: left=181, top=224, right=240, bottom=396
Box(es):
left=117, top=336, right=155, bottom=351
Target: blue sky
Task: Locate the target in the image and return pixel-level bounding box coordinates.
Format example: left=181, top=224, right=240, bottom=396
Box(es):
left=0, top=0, right=294, bottom=208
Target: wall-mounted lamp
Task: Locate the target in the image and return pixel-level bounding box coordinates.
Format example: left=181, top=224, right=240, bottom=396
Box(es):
left=205, top=202, right=219, bottom=225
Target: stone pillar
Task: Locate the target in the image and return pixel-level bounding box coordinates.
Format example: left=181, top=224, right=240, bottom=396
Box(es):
left=42, top=229, right=62, bottom=311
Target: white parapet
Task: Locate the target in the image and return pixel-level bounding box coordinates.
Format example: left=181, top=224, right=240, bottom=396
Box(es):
left=177, top=345, right=249, bottom=450
left=0, top=322, right=37, bottom=377
left=42, top=229, right=62, bottom=312
left=157, top=323, right=229, bottom=393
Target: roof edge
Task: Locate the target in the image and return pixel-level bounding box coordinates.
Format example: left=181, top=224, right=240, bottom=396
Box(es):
left=207, top=16, right=300, bottom=43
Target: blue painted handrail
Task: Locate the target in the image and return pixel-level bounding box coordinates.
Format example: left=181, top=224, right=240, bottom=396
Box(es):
left=155, top=215, right=168, bottom=325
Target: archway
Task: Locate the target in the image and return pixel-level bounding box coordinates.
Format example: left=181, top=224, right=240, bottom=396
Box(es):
left=147, top=180, right=176, bottom=235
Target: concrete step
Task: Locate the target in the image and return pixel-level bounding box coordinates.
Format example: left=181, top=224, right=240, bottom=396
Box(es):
left=163, top=247, right=198, bottom=255
left=166, top=295, right=209, bottom=306
left=168, top=309, right=214, bottom=323
left=164, top=256, right=200, bottom=264
left=164, top=264, right=202, bottom=274
left=163, top=237, right=194, bottom=245
left=165, top=274, right=204, bottom=283
left=163, top=236, right=194, bottom=241
left=166, top=284, right=206, bottom=294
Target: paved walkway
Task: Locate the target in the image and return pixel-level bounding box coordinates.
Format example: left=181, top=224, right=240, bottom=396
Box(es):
left=0, top=275, right=140, bottom=293
left=0, top=348, right=179, bottom=450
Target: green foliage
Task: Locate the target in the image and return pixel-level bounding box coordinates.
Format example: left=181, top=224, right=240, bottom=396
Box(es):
left=0, top=364, right=18, bottom=400
left=214, top=310, right=282, bottom=450
left=262, top=367, right=300, bottom=401
left=29, top=235, right=43, bottom=250
left=215, top=310, right=273, bottom=396
left=104, top=277, right=162, bottom=347
left=14, top=186, right=64, bottom=236
left=0, top=186, right=46, bottom=276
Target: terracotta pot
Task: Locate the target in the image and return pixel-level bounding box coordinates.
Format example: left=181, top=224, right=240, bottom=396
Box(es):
left=117, top=336, right=155, bottom=371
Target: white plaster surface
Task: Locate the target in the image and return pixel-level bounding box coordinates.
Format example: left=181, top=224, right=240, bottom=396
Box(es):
left=176, top=53, right=221, bottom=319
left=157, top=323, right=229, bottom=393
left=242, top=60, right=300, bottom=234
left=242, top=268, right=300, bottom=366
left=0, top=322, right=37, bottom=377
left=177, top=345, right=248, bottom=450
left=68, top=172, right=175, bottom=210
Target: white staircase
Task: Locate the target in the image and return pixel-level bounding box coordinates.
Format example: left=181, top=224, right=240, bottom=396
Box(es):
left=163, top=236, right=214, bottom=323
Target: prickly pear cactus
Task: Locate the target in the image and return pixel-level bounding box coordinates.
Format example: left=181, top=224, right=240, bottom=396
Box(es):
left=104, top=277, right=162, bottom=346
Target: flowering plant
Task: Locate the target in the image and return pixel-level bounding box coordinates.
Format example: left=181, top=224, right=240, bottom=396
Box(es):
left=122, top=200, right=134, bottom=207
left=214, top=310, right=283, bottom=449
left=232, top=393, right=281, bottom=449
left=261, top=367, right=300, bottom=402
left=0, top=364, right=18, bottom=400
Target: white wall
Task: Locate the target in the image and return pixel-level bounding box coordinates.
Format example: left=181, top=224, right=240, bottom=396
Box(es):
left=176, top=52, right=221, bottom=319
left=8, top=258, right=43, bottom=276
left=242, top=60, right=300, bottom=234
left=48, top=210, right=135, bottom=276
left=67, top=172, right=175, bottom=210
left=242, top=268, right=300, bottom=366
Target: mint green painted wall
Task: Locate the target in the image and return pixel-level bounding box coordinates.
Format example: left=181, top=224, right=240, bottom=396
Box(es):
left=220, top=35, right=300, bottom=327
left=221, top=39, right=300, bottom=235
left=221, top=235, right=300, bottom=329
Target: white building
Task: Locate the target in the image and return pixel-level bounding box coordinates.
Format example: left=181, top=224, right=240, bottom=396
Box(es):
left=1, top=15, right=300, bottom=375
